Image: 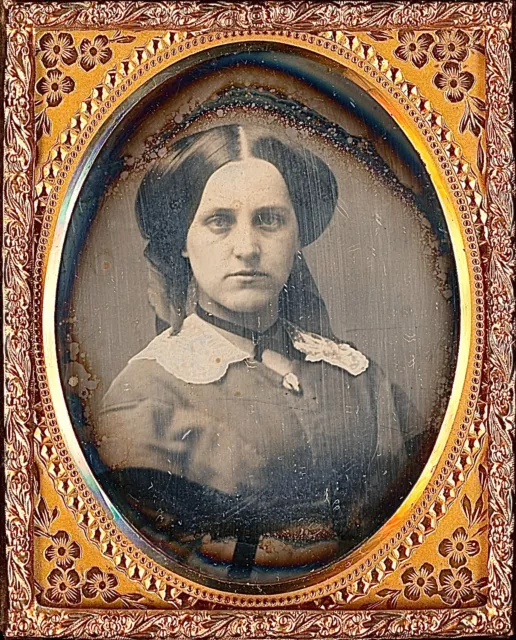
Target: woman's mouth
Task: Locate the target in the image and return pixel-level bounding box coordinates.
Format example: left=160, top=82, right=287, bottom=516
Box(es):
left=227, top=271, right=269, bottom=279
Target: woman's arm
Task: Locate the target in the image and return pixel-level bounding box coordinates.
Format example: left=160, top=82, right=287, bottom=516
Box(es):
left=96, top=357, right=198, bottom=472
left=331, top=361, right=427, bottom=541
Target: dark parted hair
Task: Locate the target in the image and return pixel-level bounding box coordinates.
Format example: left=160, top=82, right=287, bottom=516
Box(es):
left=135, top=124, right=339, bottom=333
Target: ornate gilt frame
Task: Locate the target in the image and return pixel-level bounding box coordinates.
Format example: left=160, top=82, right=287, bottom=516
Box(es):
left=3, top=1, right=514, bottom=637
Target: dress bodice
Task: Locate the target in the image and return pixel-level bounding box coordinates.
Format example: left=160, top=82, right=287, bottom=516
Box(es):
left=95, top=314, right=422, bottom=580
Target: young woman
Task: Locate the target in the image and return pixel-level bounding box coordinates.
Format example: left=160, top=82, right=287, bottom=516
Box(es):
left=96, top=124, right=422, bottom=583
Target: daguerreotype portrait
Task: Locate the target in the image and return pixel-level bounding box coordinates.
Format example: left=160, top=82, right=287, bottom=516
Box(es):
left=3, top=1, right=514, bottom=639
left=59, top=75, right=458, bottom=586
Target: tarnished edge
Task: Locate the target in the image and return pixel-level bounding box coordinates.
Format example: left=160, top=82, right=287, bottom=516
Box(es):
left=3, top=17, right=35, bottom=617
left=3, top=0, right=514, bottom=637
left=6, top=606, right=492, bottom=638
left=484, top=19, right=515, bottom=638
left=4, top=0, right=511, bottom=31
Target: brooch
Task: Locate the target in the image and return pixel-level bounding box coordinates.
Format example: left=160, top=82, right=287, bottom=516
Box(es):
left=282, top=372, right=302, bottom=395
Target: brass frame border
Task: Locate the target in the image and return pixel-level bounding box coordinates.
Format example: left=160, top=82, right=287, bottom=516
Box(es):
left=3, top=1, right=514, bottom=637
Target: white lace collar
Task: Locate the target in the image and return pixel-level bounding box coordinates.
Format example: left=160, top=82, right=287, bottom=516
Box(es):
left=132, top=314, right=368, bottom=385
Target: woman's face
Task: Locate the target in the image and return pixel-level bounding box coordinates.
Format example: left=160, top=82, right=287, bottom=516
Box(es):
left=184, top=157, right=299, bottom=321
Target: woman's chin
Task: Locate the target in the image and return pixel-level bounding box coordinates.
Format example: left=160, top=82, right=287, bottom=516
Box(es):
left=215, top=294, right=278, bottom=317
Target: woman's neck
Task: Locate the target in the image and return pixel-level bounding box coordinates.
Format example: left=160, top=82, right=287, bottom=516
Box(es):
left=196, top=298, right=278, bottom=332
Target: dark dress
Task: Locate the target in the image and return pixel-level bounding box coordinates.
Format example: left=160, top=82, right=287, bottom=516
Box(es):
left=96, top=313, right=423, bottom=581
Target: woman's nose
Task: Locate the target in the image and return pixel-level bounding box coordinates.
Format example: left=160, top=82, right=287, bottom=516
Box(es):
left=232, top=225, right=261, bottom=261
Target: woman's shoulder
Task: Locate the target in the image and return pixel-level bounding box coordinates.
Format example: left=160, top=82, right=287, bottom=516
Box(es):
left=100, top=355, right=176, bottom=414
left=104, top=315, right=251, bottom=400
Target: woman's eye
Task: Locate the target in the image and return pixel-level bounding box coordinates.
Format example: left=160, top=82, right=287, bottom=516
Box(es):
left=255, top=211, right=285, bottom=229
left=206, top=214, right=233, bottom=231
